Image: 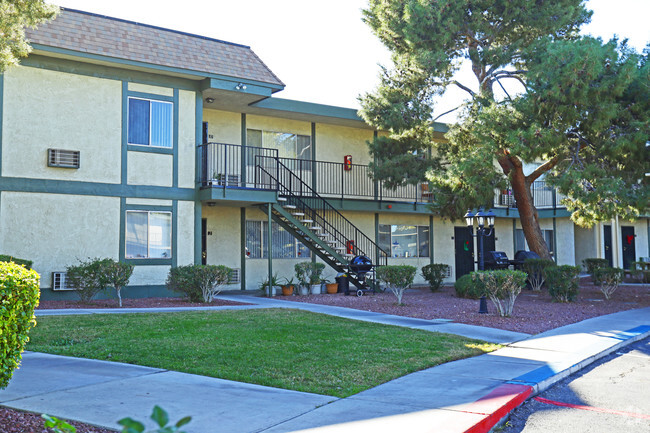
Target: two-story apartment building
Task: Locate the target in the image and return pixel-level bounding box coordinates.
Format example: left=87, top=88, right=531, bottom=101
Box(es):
left=1, top=9, right=647, bottom=299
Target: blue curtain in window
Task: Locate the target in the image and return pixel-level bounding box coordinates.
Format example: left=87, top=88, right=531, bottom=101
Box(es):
left=128, top=98, right=150, bottom=145
left=151, top=101, right=172, bottom=148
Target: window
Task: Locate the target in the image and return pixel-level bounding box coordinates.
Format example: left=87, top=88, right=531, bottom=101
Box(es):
left=246, top=129, right=311, bottom=161
left=245, top=220, right=311, bottom=259
left=515, top=229, right=554, bottom=256
left=378, top=224, right=430, bottom=258
left=126, top=211, right=172, bottom=259
left=128, top=97, right=173, bottom=148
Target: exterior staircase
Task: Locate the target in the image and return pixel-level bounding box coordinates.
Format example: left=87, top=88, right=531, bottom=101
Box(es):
left=256, top=158, right=388, bottom=291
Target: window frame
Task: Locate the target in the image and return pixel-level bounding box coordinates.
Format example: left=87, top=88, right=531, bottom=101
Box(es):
left=127, top=96, right=174, bottom=149
left=515, top=229, right=554, bottom=256
left=378, top=224, right=430, bottom=258
left=125, top=210, right=173, bottom=260
left=245, top=220, right=311, bottom=259
left=246, top=128, right=311, bottom=161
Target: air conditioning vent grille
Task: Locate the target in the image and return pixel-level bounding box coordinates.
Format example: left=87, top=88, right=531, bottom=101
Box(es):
left=52, top=272, right=74, bottom=290
left=228, top=268, right=241, bottom=284
left=48, top=149, right=80, bottom=168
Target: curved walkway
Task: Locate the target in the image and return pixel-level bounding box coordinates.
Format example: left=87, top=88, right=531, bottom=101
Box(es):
left=6, top=301, right=649, bottom=433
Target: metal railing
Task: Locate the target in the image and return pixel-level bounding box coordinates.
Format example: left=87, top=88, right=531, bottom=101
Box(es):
left=494, top=181, right=565, bottom=209
left=257, top=156, right=389, bottom=267
left=198, top=143, right=278, bottom=189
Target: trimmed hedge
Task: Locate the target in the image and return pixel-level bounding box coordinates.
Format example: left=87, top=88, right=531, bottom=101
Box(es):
left=421, top=263, right=449, bottom=292
left=454, top=274, right=484, bottom=299
left=521, top=258, right=555, bottom=291
left=1, top=261, right=40, bottom=389
left=593, top=267, right=624, bottom=300
left=166, top=265, right=232, bottom=303
left=376, top=265, right=417, bottom=304
left=472, top=270, right=527, bottom=317
left=583, top=258, right=609, bottom=284
left=545, top=265, right=581, bottom=302
left=0, top=255, right=33, bottom=270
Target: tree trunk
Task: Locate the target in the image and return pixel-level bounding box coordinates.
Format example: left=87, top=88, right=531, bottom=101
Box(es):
left=509, top=166, right=553, bottom=260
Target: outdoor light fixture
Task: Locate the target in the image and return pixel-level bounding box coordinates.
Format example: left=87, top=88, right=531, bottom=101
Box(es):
left=464, top=208, right=496, bottom=314
left=235, top=83, right=247, bottom=90
left=205, top=97, right=215, bottom=104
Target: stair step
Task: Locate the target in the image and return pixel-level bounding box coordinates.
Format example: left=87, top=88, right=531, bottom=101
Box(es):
left=310, top=226, right=323, bottom=231
left=277, top=196, right=288, bottom=202
left=301, top=219, right=314, bottom=224
left=284, top=205, right=296, bottom=209
left=292, top=212, right=305, bottom=217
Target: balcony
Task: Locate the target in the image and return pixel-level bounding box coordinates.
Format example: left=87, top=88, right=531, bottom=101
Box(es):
left=198, top=143, right=434, bottom=204
left=198, top=142, right=565, bottom=210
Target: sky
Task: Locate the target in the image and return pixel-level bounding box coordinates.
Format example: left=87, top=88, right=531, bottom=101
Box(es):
left=51, top=0, right=649, bottom=120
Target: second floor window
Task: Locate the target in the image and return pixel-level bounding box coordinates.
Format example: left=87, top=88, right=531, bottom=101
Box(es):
left=128, top=97, right=173, bottom=148
left=247, top=129, right=311, bottom=161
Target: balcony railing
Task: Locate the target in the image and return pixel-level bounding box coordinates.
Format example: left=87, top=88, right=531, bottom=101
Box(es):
left=199, top=143, right=564, bottom=208
left=494, top=181, right=565, bottom=210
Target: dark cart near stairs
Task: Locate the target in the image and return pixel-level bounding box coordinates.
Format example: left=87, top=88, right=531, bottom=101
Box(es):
left=345, top=255, right=374, bottom=297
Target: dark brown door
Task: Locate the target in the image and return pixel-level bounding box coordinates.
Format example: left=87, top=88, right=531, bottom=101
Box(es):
left=621, top=226, right=636, bottom=270
left=455, top=227, right=474, bottom=279
left=603, top=225, right=613, bottom=267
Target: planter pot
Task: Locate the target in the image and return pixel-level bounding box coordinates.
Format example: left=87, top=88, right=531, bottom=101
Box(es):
left=310, top=284, right=321, bottom=295
left=281, top=285, right=294, bottom=296
left=326, top=283, right=338, bottom=294
left=265, top=286, right=279, bottom=297
left=298, top=285, right=310, bottom=296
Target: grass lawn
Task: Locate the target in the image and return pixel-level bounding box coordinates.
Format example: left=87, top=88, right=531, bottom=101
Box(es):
left=27, top=309, right=499, bottom=397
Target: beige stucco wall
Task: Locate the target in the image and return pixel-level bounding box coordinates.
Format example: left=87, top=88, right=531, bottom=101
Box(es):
left=0, top=192, right=120, bottom=288
left=2, top=66, right=122, bottom=183
left=203, top=205, right=241, bottom=270
left=127, top=151, right=173, bottom=186
left=127, top=82, right=174, bottom=97
left=315, top=123, right=374, bottom=165
left=129, top=265, right=171, bottom=286
left=125, top=198, right=173, bottom=206
left=178, top=90, right=196, bottom=188
left=176, top=200, right=196, bottom=266
left=247, top=115, right=311, bottom=137
left=574, top=225, right=597, bottom=269
left=203, top=109, right=241, bottom=144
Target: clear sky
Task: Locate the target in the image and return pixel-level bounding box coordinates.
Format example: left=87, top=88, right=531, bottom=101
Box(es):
left=51, top=0, right=649, bottom=119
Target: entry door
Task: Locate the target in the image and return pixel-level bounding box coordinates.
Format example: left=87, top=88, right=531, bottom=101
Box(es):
left=621, top=226, right=636, bottom=270
left=477, top=229, right=496, bottom=268
left=603, top=225, right=613, bottom=267
left=454, top=227, right=475, bottom=279
left=201, top=218, right=207, bottom=265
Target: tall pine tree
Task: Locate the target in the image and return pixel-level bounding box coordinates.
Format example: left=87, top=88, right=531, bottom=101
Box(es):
left=359, top=0, right=648, bottom=259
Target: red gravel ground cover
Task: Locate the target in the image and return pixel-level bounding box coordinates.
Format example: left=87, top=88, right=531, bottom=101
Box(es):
left=4, top=279, right=647, bottom=432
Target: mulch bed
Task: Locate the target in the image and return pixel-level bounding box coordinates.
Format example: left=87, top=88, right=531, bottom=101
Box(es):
left=0, top=407, right=115, bottom=433
left=37, top=297, right=251, bottom=310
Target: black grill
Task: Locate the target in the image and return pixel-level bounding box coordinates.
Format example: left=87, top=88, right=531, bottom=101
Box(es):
left=484, top=251, right=511, bottom=270
left=512, top=250, right=541, bottom=270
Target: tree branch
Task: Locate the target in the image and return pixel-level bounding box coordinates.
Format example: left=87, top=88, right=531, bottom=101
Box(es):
left=526, top=155, right=563, bottom=183
left=494, top=77, right=512, bottom=100
left=451, top=80, right=475, bottom=96
left=433, top=106, right=462, bottom=121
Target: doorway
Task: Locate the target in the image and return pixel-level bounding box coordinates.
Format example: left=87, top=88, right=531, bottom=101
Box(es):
left=454, top=226, right=474, bottom=279
left=603, top=225, right=613, bottom=267
left=621, top=226, right=636, bottom=270
left=201, top=218, right=207, bottom=265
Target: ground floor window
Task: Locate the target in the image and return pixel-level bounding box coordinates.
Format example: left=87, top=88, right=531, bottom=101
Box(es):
left=245, top=220, right=311, bottom=259
left=378, top=224, right=430, bottom=258
left=126, top=211, right=172, bottom=258
left=515, top=229, right=554, bottom=256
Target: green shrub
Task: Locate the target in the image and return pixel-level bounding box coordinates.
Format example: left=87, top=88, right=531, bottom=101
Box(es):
left=593, top=267, right=624, bottom=300
left=101, top=260, right=134, bottom=307
left=119, top=405, right=191, bottom=433
left=545, top=265, right=581, bottom=302
left=522, top=258, right=555, bottom=291
left=421, top=263, right=449, bottom=292
left=376, top=265, right=417, bottom=304
left=166, top=265, right=232, bottom=303
left=454, top=274, right=484, bottom=299
left=65, top=258, right=111, bottom=302
left=1, top=261, right=40, bottom=389
left=42, top=414, right=76, bottom=433
left=630, top=261, right=650, bottom=283
left=583, top=258, right=609, bottom=283
left=472, top=270, right=527, bottom=317
left=294, top=262, right=325, bottom=286
left=0, top=254, right=33, bottom=269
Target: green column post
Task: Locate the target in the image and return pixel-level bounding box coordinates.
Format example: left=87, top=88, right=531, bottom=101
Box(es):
left=240, top=207, right=246, bottom=291
left=267, top=203, right=273, bottom=297
left=429, top=215, right=434, bottom=264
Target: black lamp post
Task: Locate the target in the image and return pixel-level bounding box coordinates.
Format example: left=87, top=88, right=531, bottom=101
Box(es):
left=464, top=208, right=496, bottom=314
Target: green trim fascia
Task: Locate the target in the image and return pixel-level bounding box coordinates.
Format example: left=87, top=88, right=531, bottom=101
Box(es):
left=124, top=258, right=173, bottom=266
left=240, top=207, right=246, bottom=291
left=0, top=176, right=195, bottom=200
left=194, top=202, right=202, bottom=264
left=121, top=81, right=128, bottom=184
left=172, top=200, right=178, bottom=267
left=127, top=145, right=174, bottom=155
left=204, top=77, right=273, bottom=98
left=0, top=73, right=3, bottom=177
left=512, top=219, right=517, bottom=253
left=173, top=88, right=179, bottom=188
left=39, top=284, right=178, bottom=301
left=328, top=198, right=432, bottom=214
left=552, top=218, right=558, bottom=263
left=195, top=93, right=203, bottom=184
left=31, top=45, right=284, bottom=92
left=311, top=123, right=317, bottom=192
left=128, top=91, right=174, bottom=102
left=250, top=97, right=363, bottom=122
left=119, top=197, right=126, bottom=261
left=492, top=207, right=571, bottom=219
left=22, top=55, right=201, bottom=91
left=198, top=187, right=277, bottom=203
left=647, top=218, right=649, bottom=257
left=373, top=131, right=379, bottom=200
left=266, top=203, right=273, bottom=296
left=375, top=213, right=379, bottom=264
left=240, top=113, right=247, bottom=183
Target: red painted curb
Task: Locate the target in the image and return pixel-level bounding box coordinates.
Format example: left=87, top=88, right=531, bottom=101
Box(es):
left=463, top=384, right=534, bottom=433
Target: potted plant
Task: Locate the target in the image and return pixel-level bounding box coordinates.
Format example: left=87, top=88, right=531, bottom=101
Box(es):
left=281, top=277, right=295, bottom=296
left=294, top=262, right=311, bottom=295
left=259, top=273, right=280, bottom=297
left=322, top=279, right=338, bottom=294
left=309, top=263, right=325, bottom=295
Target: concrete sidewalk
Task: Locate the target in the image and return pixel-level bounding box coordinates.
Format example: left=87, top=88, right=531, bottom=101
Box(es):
left=4, top=304, right=648, bottom=432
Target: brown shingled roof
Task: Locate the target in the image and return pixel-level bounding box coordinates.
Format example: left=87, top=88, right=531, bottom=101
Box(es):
left=25, top=8, right=284, bottom=87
